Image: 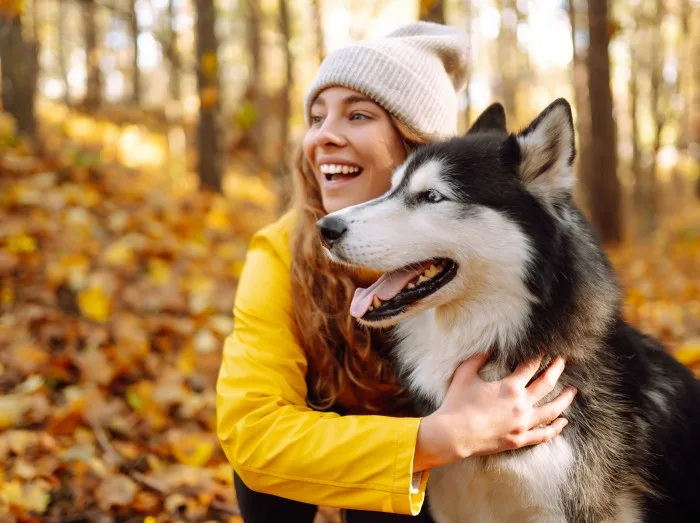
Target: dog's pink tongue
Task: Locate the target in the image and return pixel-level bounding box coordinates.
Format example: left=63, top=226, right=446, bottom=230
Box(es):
left=350, top=266, right=424, bottom=318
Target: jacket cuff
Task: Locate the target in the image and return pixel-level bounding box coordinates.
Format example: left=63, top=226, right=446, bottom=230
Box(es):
left=391, top=417, right=431, bottom=515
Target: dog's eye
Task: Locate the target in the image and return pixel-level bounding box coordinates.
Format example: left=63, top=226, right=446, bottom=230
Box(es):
left=421, top=189, right=445, bottom=204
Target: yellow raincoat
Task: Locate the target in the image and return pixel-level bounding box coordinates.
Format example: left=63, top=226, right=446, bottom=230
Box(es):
left=216, top=211, right=430, bottom=515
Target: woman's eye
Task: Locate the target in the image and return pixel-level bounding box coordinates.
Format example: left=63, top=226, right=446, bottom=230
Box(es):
left=350, top=112, right=370, bottom=121
left=311, top=115, right=324, bottom=125
left=422, top=189, right=445, bottom=203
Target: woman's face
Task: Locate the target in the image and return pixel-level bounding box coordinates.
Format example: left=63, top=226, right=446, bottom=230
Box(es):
left=303, top=87, right=407, bottom=214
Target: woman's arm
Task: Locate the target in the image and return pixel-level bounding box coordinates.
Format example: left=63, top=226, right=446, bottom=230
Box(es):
left=216, top=228, right=427, bottom=516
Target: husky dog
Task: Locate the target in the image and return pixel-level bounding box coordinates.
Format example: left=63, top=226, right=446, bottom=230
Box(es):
left=316, top=99, right=700, bottom=522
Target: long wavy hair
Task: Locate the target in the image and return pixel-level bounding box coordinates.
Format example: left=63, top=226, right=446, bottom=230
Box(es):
left=289, top=116, right=431, bottom=415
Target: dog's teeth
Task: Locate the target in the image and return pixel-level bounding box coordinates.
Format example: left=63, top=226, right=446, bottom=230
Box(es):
left=368, top=306, right=374, bottom=311
left=417, top=275, right=429, bottom=284
left=424, top=264, right=439, bottom=278
left=407, top=282, right=416, bottom=289
left=372, top=296, right=382, bottom=307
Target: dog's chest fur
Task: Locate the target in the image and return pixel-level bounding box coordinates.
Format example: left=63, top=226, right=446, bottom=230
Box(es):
left=428, top=437, right=573, bottom=523
left=394, top=310, right=575, bottom=523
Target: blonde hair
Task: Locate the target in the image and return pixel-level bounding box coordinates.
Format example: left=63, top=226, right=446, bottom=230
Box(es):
left=289, top=117, right=431, bottom=413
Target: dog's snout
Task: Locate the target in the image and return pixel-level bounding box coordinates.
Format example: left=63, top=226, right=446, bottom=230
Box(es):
left=317, top=216, right=347, bottom=248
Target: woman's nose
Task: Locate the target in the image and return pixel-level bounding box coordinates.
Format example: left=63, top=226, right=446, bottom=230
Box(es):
left=315, top=118, right=347, bottom=147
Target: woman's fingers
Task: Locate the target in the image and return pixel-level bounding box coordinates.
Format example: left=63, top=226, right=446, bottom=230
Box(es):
left=452, top=352, right=490, bottom=385
left=526, top=356, right=566, bottom=402
left=508, top=354, right=544, bottom=388
left=531, top=386, right=577, bottom=426
left=507, top=417, right=569, bottom=450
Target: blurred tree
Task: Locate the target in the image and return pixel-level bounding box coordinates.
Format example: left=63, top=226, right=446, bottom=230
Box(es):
left=629, top=9, right=641, bottom=206
left=586, top=0, right=621, bottom=244
left=419, top=0, right=445, bottom=24
left=0, top=2, right=39, bottom=139
left=495, top=0, right=518, bottom=123
left=83, top=0, right=101, bottom=109
left=277, top=0, right=293, bottom=206
left=58, top=0, right=70, bottom=103
left=129, top=0, right=141, bottom=104
left=568, top=0, right=594, bottom=213
left=195, top=0, right=223, bottom=191
left=461, top=0, right=473, bottom=127
left=242, top=0, right=263, bottom=162
left=311, top=0, right=325, bottom=64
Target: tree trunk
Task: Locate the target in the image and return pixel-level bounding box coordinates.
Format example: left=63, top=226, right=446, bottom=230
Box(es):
left=129, top=0, right=140, bottom=104
left=245, top=0, right=263, bottom=162
left=310, top=0, right=325, bottom=64
left=165, top=0, right=181, bottom=102
left=58, top=0, right=70, bottom=103
left=637, top=0, right=665, bottom=234
left=462, top=0, right=472, bottom=128
left=276, top=0, right=293, bottom=208
left=0, top=13, right=38, bottom=140
left=585, top=0, right=621, bottom=244
left=419, top=0, right=445, bottom=24
left=568, top=0, right=593, bottom=213
left=629, top=28, right=642, bottom=207
left=83, top=0, right=101, bottom=109
left=495, top=0, right=518, bottom=123
left=195, top=0, right=223, bottom=192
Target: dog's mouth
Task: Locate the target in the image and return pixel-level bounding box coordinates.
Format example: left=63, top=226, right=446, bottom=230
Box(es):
left=350, top=258, right=458, bottom=322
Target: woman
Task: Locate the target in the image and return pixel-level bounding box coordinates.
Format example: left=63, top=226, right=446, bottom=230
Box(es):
left=216, top=21, right=577, bottom=522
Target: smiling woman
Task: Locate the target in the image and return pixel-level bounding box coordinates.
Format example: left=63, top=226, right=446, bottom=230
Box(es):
left=217, top=20, right=575, bottom=523
left=303, top=88, right=415, bottom=213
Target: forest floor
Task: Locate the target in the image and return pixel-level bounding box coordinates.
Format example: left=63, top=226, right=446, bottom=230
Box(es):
left=0, top=110, right=698, bottom=522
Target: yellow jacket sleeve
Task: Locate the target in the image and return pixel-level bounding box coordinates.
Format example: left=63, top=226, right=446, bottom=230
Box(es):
left=216, top=216, right=429, bottom=515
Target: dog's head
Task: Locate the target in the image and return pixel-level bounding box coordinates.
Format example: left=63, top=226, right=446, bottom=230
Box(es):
left=317, top=99, right=579, bottom=329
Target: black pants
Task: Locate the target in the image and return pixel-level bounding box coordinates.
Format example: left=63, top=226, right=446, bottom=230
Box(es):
left=234, top=472, right=435, bottom=522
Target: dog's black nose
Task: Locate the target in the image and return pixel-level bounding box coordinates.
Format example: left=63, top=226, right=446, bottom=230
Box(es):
left=317, top=216, right=347, bottom=248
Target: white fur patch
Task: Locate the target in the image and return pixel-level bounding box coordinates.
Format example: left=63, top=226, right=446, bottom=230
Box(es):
left=428, top=435, right=574, bottom=523
left=391, top=163, right=407, bottom=190
left=408, top=159, right=443, bottom=194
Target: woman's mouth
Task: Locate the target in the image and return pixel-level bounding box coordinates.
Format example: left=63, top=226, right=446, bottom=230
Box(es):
left=320, top=163, right=364, bottom=183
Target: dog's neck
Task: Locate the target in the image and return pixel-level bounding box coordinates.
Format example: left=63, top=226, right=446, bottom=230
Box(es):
left=391, top=275, right=618, bottom=405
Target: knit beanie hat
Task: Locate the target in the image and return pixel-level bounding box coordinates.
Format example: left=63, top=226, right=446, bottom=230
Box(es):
left=304, top=21, right=469, bottom=140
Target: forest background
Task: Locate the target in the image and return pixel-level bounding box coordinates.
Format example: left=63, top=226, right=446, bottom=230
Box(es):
left=0, top=0, right=698, bottom=521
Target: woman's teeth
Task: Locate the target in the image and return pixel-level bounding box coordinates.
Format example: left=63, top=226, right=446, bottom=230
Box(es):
left=320, top=164, right=362, bottom=175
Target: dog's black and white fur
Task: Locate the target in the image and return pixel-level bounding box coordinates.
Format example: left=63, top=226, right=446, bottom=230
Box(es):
left=317, top=99, right=700, bottom=522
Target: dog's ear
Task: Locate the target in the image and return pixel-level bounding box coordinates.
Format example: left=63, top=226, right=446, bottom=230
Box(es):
left=513, top=98, right=576, bottom=204
left=467, top=103, right=507, bottom=135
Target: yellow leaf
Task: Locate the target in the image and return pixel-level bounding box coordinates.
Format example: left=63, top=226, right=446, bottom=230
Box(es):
left=675, top=340, right=700, bottom=367
left=148, top=258, right=171, bottom=285
left=6, top=234, right=36, bottom=253
left=78, top=287, right=110, bottom=322
left=0, top=0, right=25, bottom=18
left=172, top=435, right=214, bottom=467
left=176, top=343, right=196, bottom=375
left=201, top=52, right=218, bottom=79
left=1, top=285, right=13, bottom=307
left=104, top=242, right=135, bottom=266
left=205, top=200, right=231, bottom=231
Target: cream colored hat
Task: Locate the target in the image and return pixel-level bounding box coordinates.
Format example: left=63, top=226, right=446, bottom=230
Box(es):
left=304, top=21, right=469, bottom=139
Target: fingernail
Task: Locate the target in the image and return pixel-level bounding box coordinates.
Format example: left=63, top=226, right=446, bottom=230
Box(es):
left=562, top=419, right=569, bottom=428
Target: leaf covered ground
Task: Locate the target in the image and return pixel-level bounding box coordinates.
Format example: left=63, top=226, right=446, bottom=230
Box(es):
left=0, top=112, right=698, bottom=522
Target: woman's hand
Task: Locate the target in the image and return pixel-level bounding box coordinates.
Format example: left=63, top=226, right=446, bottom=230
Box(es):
left=413, top=353, right=577, bottom=472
